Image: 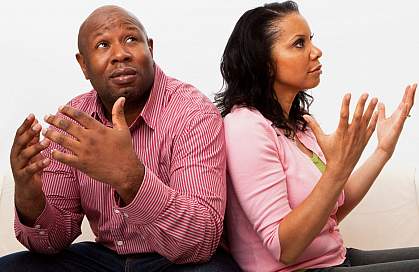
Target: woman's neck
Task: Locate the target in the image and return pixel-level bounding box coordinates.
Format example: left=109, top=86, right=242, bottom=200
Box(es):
left=273, top=85, right=301, bottom=117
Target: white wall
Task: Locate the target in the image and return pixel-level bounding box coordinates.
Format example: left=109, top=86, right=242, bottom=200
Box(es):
left=1, top=1, right=418, bottom=175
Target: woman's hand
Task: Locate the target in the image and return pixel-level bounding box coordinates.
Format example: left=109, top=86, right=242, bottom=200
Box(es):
left=376, top=84, right=416, bottom=158
left=303, top=93, right=378, bottom=181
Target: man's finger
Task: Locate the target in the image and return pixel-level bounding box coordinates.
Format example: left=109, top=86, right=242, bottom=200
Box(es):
left=17, top=139, right=50, bottom=169
left=58, top=105, right=99, bottom=129
left=15, top=114, right=35, bottom=137
left=28, top=119, right=41, bottom=146
left=44, top=114, right=85, bottom=141
left=51, top=149, right=78, bottom=169
left=22, top=158, right=50, bottom=178
left=12, top=123, right=42, bottom=156
left=111, top=97, right=128, bottom=130
left=42, top=128, right=80, bottom=153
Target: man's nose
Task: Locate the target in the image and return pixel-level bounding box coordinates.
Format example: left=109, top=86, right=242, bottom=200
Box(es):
left=111, top=43, right=132, bottom=64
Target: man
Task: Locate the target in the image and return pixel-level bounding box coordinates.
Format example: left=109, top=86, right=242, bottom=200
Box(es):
left=1, top=5, right=239, bottom=271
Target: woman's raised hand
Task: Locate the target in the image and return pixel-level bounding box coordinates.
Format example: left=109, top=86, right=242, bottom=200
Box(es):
left=303, top=93, right=378, bottom=181
left=375, top=83, right=416, bottom=158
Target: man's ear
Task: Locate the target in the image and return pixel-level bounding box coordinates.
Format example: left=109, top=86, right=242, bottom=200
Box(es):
left=76, top=53, right=89, bottom=80
left=147, top=38, right=154, bottom=58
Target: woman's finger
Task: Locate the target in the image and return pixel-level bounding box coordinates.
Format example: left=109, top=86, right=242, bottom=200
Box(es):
left=351, top=93, right=369, bottom=125
left=337, top=93, right=351, bottom=131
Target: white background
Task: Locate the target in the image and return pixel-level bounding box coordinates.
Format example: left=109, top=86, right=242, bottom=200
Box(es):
left=1, top=1, right=418, bottom=175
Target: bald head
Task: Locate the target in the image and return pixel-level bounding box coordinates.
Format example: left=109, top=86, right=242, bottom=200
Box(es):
left=78, top=5, right=147, bottom=55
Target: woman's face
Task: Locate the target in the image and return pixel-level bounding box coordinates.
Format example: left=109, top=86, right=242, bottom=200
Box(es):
left=271, top=13, right=322, bottom=94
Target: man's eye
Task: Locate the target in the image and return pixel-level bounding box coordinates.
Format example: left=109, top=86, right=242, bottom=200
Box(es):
left=126, top=36, right=137, bottom=43
left=96, top=42, right=108, bottom=48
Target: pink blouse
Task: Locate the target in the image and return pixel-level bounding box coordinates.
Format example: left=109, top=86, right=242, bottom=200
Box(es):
left=224, top=107, right=345, bottom=272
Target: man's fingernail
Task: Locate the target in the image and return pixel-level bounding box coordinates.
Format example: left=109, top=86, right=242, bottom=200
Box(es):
left=32, top=124, right=41, bottom=131
left=58, top=105, right=64, bottom=111
left=26, top=113, right=34, bottom=120
left=42, top=128, right=47, bottom=136
left=44, top=114, right=52, bottom=122
left=40, top=139, right=49, bottom=146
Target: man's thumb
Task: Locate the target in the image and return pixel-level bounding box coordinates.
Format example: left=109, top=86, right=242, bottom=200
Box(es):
left=112, top=97, right=128, bottom=129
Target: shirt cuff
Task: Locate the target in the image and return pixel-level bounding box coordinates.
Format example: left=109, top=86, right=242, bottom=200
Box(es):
left=14, top=202, right=58, bottom=253
left=15, top=201, right=57, bottom=234
left=116, top=166, right=172, bottom=226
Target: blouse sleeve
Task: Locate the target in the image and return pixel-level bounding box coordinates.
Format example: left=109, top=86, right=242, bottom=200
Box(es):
left=224, top=109, right=292, bottom=261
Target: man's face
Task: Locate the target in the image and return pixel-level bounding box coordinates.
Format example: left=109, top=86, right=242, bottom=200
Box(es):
left=77, top=10, right=155, bottom=110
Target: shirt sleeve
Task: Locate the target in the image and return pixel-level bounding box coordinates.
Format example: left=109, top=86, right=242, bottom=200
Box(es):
left=224, top=109, right=292, bottom=261
left=14, top=115, right=84, bottom=254
left=117, top=111, right=226, bottom=263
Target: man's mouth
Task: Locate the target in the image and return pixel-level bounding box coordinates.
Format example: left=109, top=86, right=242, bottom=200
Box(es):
left=109, top=67, right=137, bottom=85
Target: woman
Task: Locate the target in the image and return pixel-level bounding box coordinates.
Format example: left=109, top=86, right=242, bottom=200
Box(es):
left=216, top=1, right=417, bottom=271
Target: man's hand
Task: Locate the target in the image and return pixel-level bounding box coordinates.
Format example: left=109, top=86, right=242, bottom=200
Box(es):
left=43, top=97, right=144, bottom=205
left=10, top=114, right=50, bottom=224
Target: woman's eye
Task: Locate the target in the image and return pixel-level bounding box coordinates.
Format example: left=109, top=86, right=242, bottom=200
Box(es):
left=295, top=39, right=305, bottom=48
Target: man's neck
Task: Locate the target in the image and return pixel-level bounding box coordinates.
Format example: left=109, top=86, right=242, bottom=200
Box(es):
left=103, top=105, right=143, bottom=127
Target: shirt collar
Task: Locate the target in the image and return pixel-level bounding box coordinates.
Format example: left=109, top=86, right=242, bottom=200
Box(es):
left=88, top=64, right=167, bottom=130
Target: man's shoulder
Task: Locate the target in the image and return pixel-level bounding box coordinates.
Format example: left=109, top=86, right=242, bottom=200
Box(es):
left=164, top=76, right=218, bottom=117
left=66, top=90, right=97, bottom=113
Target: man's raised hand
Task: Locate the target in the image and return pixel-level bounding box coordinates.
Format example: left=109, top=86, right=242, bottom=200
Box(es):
left=43, top=97, right=144, bottom=204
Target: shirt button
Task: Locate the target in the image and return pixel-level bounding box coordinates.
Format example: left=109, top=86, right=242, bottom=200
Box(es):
left=39, top=231, right=46, bottom=235
left=114, top=209, right=120, bottom=214
left=34, top=225, right=41, bottom=229
left=116, top=240, right=124, bottom=246
left=123, top=213, right=129, bottom=218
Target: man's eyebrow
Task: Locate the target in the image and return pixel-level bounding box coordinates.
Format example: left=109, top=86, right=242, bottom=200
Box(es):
left=90, top=25, right=141, bottom=39
left=123, top=24, right=142, bottom=32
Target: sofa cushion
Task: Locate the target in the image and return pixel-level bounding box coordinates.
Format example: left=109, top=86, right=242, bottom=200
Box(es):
left=340, top=163, right=419, bottom=250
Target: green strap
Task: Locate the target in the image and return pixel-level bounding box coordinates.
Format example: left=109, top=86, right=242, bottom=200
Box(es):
left=311, top=153, right=326, bottom=173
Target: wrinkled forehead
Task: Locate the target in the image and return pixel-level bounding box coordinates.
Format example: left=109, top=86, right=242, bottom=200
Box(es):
left=78, top=7, right=147, bottom=53
left=84, top=10, right=146, bottom=36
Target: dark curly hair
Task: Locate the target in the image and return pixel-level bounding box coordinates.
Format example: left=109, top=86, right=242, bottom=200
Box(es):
left=215, top=1, right=313, bottom=138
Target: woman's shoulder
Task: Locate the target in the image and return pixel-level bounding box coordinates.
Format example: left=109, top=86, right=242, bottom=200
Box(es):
left=224, top=106, right=279, bottom=142
left=225, top=106, right=272, bottom=127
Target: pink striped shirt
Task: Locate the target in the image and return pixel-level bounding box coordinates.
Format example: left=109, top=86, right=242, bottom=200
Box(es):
left=14, top=65, right=226, bottom=264
left=224, top=107, right=345, bottom=271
